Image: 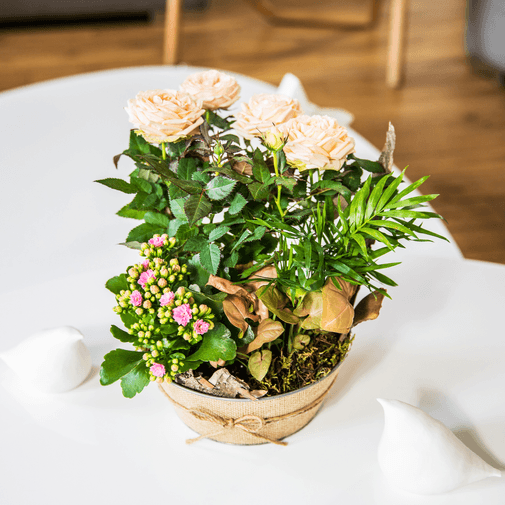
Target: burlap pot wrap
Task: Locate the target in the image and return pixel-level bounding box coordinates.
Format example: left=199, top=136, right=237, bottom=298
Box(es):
left=159, top=362, right=342, bottom=445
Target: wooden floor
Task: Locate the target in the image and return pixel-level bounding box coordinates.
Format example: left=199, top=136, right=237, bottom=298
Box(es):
left=1, top=0, right=504, bottom=263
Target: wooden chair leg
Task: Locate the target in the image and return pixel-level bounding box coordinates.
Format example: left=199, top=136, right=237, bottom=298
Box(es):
left=386, top=0, right=409, bottom=88
left=164, top=0, right=182, bottom=65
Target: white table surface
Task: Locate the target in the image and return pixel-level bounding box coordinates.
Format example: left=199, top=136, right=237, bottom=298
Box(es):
left=1, top=67, right=502, bottom=505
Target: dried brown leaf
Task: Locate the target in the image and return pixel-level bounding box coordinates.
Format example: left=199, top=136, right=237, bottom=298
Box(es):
left=378, top=122, right=396, bottom=173
left=320, top=279, right=354, bottom=334
left=244, top=265, right=277, bottom=293
left=223, top=294, right=259, bottom=334
left=232, top=160, right=253, bottom=176
left=245, top=318, right=285, bottom=353
left=353, top=291, right=386, bottom=327
left=207, top=275, right=254, bottom=302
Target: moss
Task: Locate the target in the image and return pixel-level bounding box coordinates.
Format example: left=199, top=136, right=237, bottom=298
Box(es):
left=246, top=332, right=354, bottom=395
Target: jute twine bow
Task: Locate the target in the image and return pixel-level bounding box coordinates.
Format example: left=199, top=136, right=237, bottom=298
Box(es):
left=159, top=373, right=338, bottom=446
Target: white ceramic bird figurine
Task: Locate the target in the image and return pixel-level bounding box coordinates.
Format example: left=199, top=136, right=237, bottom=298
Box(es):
left=0, top=326, right=92, bottom=393
left=377, top=398, right=502, bottom=495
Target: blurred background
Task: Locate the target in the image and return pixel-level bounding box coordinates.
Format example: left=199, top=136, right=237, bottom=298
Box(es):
left=1, top=0, right=504, bottom=262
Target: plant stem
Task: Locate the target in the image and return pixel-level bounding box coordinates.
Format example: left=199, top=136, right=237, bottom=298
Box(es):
left=161, top=142, right=166, bottom=160
left=273, top=152, right=284, bottom=220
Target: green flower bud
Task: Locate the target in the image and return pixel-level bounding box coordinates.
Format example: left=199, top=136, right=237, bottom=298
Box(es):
left=149, top=376, right=156, bottom=382
left=149, top=308, right=155, bottom=314
left=175, top=299, right=182, bottom=306
left=169, top=237, right=177, bottom=248
left=143, top=353, right=150, bottom=361
left=136, top=308, right=144, bottom=316
left=171, top=364, right=179, bottom=372
left=169, top=275, right=176, bottom=283
left=178, top=274, right=184, bottom=281
left=152, top=350, right=159, bottom=358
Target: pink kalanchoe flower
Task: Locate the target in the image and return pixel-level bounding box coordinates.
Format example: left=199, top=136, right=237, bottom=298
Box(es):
left=130, top=290, right=143, bottom=307
left=160, top=291, right=175, bottom=306
left=141, top=260, right=150, bottom=270
left=138, top=269, right=156, bottom=288
left=172, top=303, right=193, bottom=327
left=150, top=363, right=166, bottom=377
left=148, top=236, right=165, bottom=247
left=194, top=319, right=210, bottom=335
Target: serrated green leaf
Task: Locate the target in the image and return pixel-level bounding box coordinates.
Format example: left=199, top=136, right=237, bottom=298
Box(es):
left=229, top=193, right=247, bottom=215
left=168, top=218, right=184, bottom=237
left=312, top=180, right=351, bottom=201
left=192, top=172, right=210, bottom=184
left=248, top=182, right=270, bottom=200
left=342, top=166, right=362, bottom=191
left=110, top=325, right=136, bottom=343
left=206, top=176, right=236, bottom=200
left=244, top=226, right=266, bottom=243
left=203, top=165, right=252, bottom=184
left=187, top=323, right=236, bottom=362
left=176, top=223, right=199, bottom=241
left=105, top=274, right=129, bottom=294
left=130, top=176, right=152, bottom=194
left=252, top=149, right=271, bottom=183
left=209, top=225, right=230, bottom=241
left=117, top=205, right=146, bottom=220
left=184, top=193, right=212, bottom=227
left=99, top=349, right=144, bottom=386
left=224, top=250, right=239, bottom=268
left=274, top=176, right=297, bottom=192
left=200, top=243, right=221, bottom=274
left=184, top=236, right=208, bottom=251
left=126, top=223, right=164, bottom=243
left=170, top=198, right=188, bottom=222
left=178, top=157, right=199, bottom=180
left=95, top=178, right=136, bottom=194
left=144, top=211, right=169, bottom=227
left=120, top=361, right=150, bottom=398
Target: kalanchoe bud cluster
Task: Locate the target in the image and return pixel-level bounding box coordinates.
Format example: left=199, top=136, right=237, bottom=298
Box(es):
left=159, top=287, right=214, bottom=345
left=111, top=234, right=216, bottom=385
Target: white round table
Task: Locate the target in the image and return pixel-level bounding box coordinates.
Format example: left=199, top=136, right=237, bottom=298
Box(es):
left=0, top=67, right=502, bottom=505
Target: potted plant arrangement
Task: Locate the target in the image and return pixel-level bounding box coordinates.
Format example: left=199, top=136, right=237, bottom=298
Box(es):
left=97, top=69, right=445, bottom=445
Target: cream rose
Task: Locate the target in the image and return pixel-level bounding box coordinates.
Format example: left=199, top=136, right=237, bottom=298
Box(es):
left=125, top=89, right=205, bottom=143
left=280, top=115, right=355, bottom=171
left=233, top=94, right=302, bottom=139
left=180, top=70, right=241, bottom=110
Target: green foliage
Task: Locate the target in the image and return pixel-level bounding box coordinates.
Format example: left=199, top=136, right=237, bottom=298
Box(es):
left=187, top=323, right=237, bottom=362
left=99, top=114, right=446, bottom=396
left=100, top=349, right=144, bottom=386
